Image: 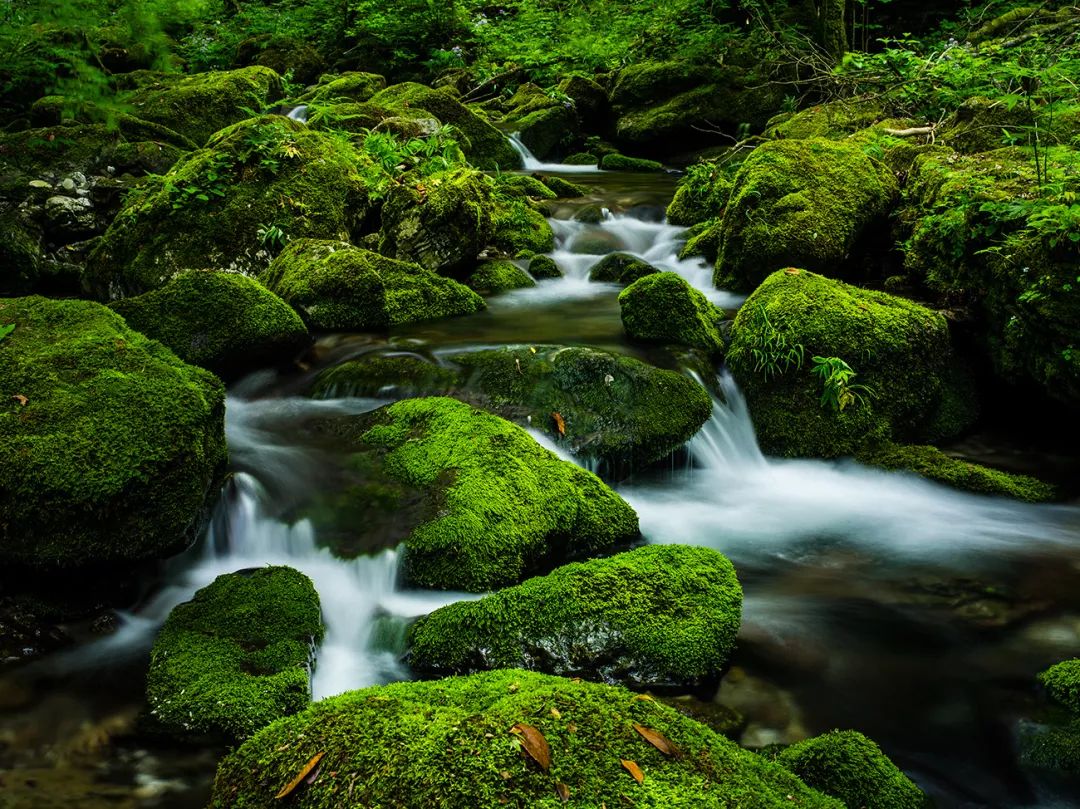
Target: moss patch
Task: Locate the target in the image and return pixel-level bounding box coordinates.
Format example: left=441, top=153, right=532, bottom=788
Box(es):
left=210, top=669, right=841, bottom=808
left=146, top=567, right=323, bottom=742
left=619, top=272, right=724, bottom=354
left=409, top=544, right=742, bottom=688
left=589, top=253, right=660, bottom=285
left=0, top=296, right=225, bottom=569
left=601, top=153, right=664, bottom=172
left=1040, top=660, right=1080, bottom=715
left=468, top=260, right=536, bottom=294
left=110, top=271, right=308, bottom=377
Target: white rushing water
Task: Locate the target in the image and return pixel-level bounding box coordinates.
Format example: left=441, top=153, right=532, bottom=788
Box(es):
left=67, top=396, right=472, bottom=699
left=508, top=133, right=603, bottom=173
left=622, top=374, right=1079, bottom=563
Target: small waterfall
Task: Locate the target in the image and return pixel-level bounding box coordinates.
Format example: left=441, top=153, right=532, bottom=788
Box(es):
left=286, top=104, right=309, bottom=123
left=623, top=373, right=1079, bottom=561
left=507, top=133, right=603, bottom=174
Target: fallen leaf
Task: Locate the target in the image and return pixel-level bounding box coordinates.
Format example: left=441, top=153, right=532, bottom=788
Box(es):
left=632, top=724, right=679, bottom=757
left=275, top=751, right=325, bottom=799
left=621, top=759, right=644, bottom=784
left=555, top=782, right=570, bottom=802
left=0, top=323, right=14, bottom=341
left=551, top=412, right=566, bottom=438
left=632, top=695, right=653, bottom=702
left=550, top=707, right=561, bottom=719
left=12, top=394, right=27, bottom=406
left=784, top=267, right=801, bottom=275
left=510, top=723, right=551, bottom=771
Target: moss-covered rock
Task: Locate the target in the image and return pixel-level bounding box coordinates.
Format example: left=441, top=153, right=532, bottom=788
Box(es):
left=317, top=397, right=639, bottom=591
left=146, top=567, right=323, bottom=742
left=496, top=173, right=558, bottom=201
left=775, top=730, right=929, bottom=809
left=529, top=255, right=562, bottom=279
left=601, top=153, right=664, bottom=172
left=539, top=175, right=587, bottom=198
left=210, top=669, right=842, bottom=809
left=619, top=272, right=724, bottom=354
left=236, top=35, right=327, bottom=85
left=491, top=195, right=556, bottom=255
left=1019, top=719, right=1080, bottom=772
left=502, top=83, right=579, bottom=160
left=297, top=71, right=387, bottom=104
left=313, top=346, right=711, bottom=469
left=0, top=212, right=43, bottom=296
left=901, top=146, right=1080, bottom=406
left=858, top=443, right=1057, bottom=502
left=763, top=99, right=884, bottom=141
left=468, top=260, right=536, bottom=294
left=726, top=270, right=977, bottom=458
left=564, top=151, right=599, bottom=165
left=714, top=139, right=898, bottom=291
left=667, top=162, right=733, bottom=226
left=409, top=544, right=742, bottom=688
left=124, top=66, right=284, bottom=146
left=261, top=239, right=483, bottom=331
left=110, top=271, right=309, bottom=377
left=1040, top=659, right=1080, bottom=715
left=86, top=117, right=369, bottom=297
left=370, top=82, right=521, bottom=169
left=0, top=297, right=225, bottom=569
left=589, top=252, right=660, bottom=285
left=940, top=96, right=1036, bottom=154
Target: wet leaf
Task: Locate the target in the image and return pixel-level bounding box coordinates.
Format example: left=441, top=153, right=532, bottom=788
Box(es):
left=551, top=412, right=566, bottom=437
left=784, top=267, right=801, bottom=275
left=620, top=759, right=644, bottom=784
left=0, top=323, right=14, bottom=342
left=632, top=724, right=679, bottom=757
left=275, top=751, right=325, bottom=799
left=555, top=781, right=570, bottom=802
left=510, top=723, right=551, bottom=770
left=632, top=694, right=653, bottom=702
left=11, top=394, right=27, bottom=406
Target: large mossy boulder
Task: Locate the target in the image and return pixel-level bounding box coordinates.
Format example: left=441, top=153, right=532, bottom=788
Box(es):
left=261, top=239, right=483, bottom=331
left=467, top=260, right=536, bottom=294
left=124, top=66, right=284, bottom=146
left=409, top=545, right=742, bottom=689
left=210, top=669, right=841, bottom=808
left=146, top=567, right=323, bottom=742
left=726, top=270, right=977, bottom=458
left=312, top=345, right=713, bottom=468
left=501, top=83, right=579, bottom=160
left=369, top=82, right=522, bottom=169
left=901, top=146, right=1080, bottom=406
left=298, top=71, right=387, bottom=104
left=589, top=252, right=660, bottom=285
left=774, top=730, right=929, bottom=809
left=0, top=297, right=226, bottom=569
left=86, top=117, right=369, bottom=297
left=313, top=397, right=639, bottom=591
left=110, top=271, right=309, bottom=377
left=714, top=139, right=898, bottom=291
left=619, top=272, right=725, bottom=354
left=666, top=161, right=734, bottom=227
left=763, top=99, right=885, bottom=142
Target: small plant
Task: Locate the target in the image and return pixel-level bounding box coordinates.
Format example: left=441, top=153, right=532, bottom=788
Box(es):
left=0, top=323, right=14, bottom=343
left=811, top=356, right=874, bottom=412
left=257, top=223, right=289, bottom=251
left=747, top=305, right=805, bottom=380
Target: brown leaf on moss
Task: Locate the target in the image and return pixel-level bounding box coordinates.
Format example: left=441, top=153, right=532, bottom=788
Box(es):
left=632, top=723, right=680, bottom=757
left=555, top=781, right=570, bottom=802
left=621, top=759, right=644, bottom=784
left=551, top=411, right=566, bottom=437
left=11, top=394, right=27, bottom=406
left=510, top=723, right=551, bottom=770
left=275, top=751, right=325, bottom=799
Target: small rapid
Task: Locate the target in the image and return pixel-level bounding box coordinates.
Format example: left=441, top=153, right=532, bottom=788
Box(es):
left=508, top=133, right=603, bottom=173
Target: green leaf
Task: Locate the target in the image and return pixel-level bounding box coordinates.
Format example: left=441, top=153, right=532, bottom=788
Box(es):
left=0, top=323, right=14, bottom=343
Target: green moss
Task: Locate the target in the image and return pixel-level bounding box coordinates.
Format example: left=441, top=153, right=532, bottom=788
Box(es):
left=124, top=66, right=284, bottom=146
left=590, top=252, right=660, bottom=285
left=87, top=116, right=369, bottom=297
left=491, top=196, right=556, bottom=255
left=502, top=84, right=578, bottom=160
left=261, top=239, right=484, bottom=331
left=312, top=355, right=459, bottom=399
left=0, top=297, right=225, bottom=569
left=940, top=96, right=1035, bottom=154
left=298, top=71, right=387, bottom=104
left=211, top=669, right=842, bottom=809
left=776, top=730, right=929, bottom=809
left=563, top=151, right=599, bottom=165
left=146, top=567, right=323, bottom=742
left=410, top=544, right=742, bottom=687
left=110, top=271, right=308, bottom=377
left=1019, top=719, right=1080, bottom=772
left=667, top=162, right=733, bottom=226
left=1040, top=660, right=1080, bottom=715
left=0, top=213, right=42, bottom=295
left=468, top=260, right=536, bottom=294
left=528, top=255, right=562, bottom=279
left=236, top=35, right=327, bottom=85
left=334, top=397, right=639, bottom=590
left=619, top=272, right=724, bottom=354
left=601, top=153, right=664, bottom=172
left=540, top=175, right=587, bottom=198
left=679, top=218, right=723, bottom=263
left=763, top=99, right=884, bottom=141
left=859, top=444, right=1057, bottom=503
left=495, top=173, right=558, bottom=200
left=370, top=82, right=522, bottom=169
left=726, top=269, right=976, bottom=457
left=714, top=139, right=898, bottom=291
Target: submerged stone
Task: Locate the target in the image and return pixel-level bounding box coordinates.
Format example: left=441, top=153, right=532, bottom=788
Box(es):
left=210, top=669, right=842, bottom=808
left=146, top=567, right=322, bottom=742
left=0, top=297, right=225, bottom=569
left=409, top=544, right=743, bottom=689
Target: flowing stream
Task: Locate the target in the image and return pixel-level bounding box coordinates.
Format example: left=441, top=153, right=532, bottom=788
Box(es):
left=2, top=138, right=1079, bottom=808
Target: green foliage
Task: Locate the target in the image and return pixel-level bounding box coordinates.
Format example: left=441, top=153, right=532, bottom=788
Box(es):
left=347, top=0, right=466, bottom=75
left=744, top=304, right=806, bottom=380
left=210, top=669, right=843, bottom=808
left=146, top=567, right=323, bottom=742
left=356, top=127, right=463, bottom=201
left=256, top=222, right=289, bottom=251
left=810, top=356, right=873, bottom=412
left=0, top=324, right=13, bottom=343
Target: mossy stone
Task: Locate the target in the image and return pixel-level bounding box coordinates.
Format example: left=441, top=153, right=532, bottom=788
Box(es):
left=528, top=255, right=562, bottom=279
left=110, top=271, right=309, bottom=377
left=409, top=544, right=743, bottom=688
left=589, top=252, right=660, bottom=285
left=667, top=162, right=733, bottom=226
left=619, top=272, right=724, bottom=354
left=467, top=260, right=536, bottom=294
left=298, top=71, right=387, bottom=104
left=564, top=151, right=599, bottom=165
left=311, top=355, right=459, bottom=399
left=210, top=669, right=842, bottom=809
left=0, top=297, right=226, bottom=569
left=763, top=99, right=884, bottom=141
left=261, top=239, right=484, bottom=331
left=714, top=139, right=898, bottom=291
left=146, top=567, right=323, bottom=742
left=601, top=153, right=664, bottom=172
left=1040, top=659, right=1080, bottom=715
